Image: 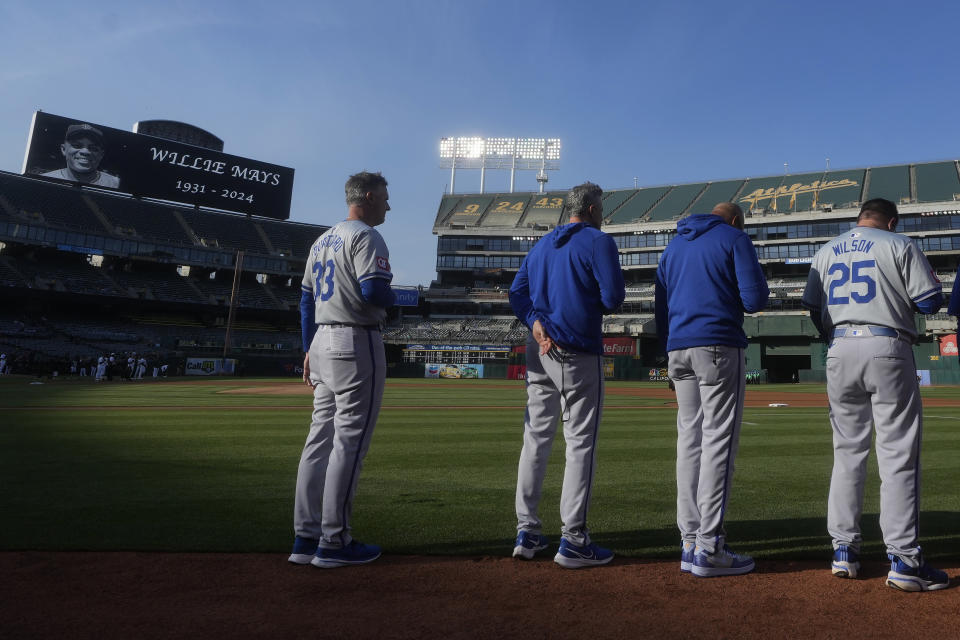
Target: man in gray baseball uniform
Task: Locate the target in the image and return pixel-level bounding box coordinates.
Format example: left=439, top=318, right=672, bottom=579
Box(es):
left=509, top=181, right=625, bottom=569
left=40, top=124, right=120, bottom=188
left=288, top=171, right=395, bottom=568
left=802, top=198, right=948, bottom=592
left=655, top=202, right=769, bottom=577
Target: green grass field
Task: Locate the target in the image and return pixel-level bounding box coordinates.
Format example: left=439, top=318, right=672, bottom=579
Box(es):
left=1, top=376, right=958, bottom=561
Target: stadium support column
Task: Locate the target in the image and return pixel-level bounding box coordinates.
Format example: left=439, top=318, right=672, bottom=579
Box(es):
left=509, top=139, right=517, bottom=193
left=480, top=149, right=486, bottom=194
left=450, top=161, right=456, bottom=195
left=223, top=250, right=244, bottom=362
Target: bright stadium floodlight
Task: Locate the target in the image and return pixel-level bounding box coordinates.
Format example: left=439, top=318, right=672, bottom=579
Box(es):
left=439, top=136, right=561, bottom=194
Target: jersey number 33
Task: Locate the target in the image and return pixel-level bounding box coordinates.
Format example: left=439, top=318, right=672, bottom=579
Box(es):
left=313, top=260, right=335, bottom=303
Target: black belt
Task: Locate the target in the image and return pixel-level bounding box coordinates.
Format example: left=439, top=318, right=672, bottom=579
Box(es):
left=832, top=325, right=900, bottom=339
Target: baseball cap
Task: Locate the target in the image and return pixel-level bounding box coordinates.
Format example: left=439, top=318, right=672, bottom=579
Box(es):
left=65, top=123, right=105, bottom=143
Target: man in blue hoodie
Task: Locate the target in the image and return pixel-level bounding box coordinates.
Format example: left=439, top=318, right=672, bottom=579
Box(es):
left=655, top=202, right=768, bottom=578
left=509, top=181, right=625, bottom=569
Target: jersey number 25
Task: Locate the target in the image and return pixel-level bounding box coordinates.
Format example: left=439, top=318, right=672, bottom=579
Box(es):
left=827, top=259, right=876, bottom=305
left=312, top=259, right=335, bottom=302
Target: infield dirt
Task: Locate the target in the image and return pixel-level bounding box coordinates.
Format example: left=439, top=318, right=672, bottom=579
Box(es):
left=3, top=552, right=957, bottom=639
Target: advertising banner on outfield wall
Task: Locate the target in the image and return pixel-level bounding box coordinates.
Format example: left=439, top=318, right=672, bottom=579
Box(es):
left=424, top=363, right=484, bottom=379
left=602, top=337, right=636, bottom=357
left=22, top=111, right=294, bottom=219
left=940, top=334, right=958, bottom=357
left=186, top=357, right=238, bottom=376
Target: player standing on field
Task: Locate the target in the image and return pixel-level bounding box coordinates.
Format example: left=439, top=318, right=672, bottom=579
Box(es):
left=801, top=198, right=948, bottom=592
left=655, top=202, right=769, bottom=578
left=288, top=171, right=395, bottom=569
left=509, top=181, right=625, bottom=568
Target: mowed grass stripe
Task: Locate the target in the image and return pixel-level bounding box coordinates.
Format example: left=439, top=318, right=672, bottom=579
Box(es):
left=1, top=378, right=957, bottom=560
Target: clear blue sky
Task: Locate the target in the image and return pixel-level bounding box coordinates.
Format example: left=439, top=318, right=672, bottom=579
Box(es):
left=1, top=1, right=957, bottom=286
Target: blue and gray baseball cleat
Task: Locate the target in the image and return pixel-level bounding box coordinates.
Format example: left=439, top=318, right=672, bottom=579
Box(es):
left=681, top=541, right=695, bottom=573
left=831, top=545, right=860, bottom=579
left=691, top=544, right=755, bottom=577
left=512, top=531, right=549, bottom=560
left=553, top=538, right=614, bottom=569
left=886, top=554, right=949, bottom=592
left=311, top=540, right=382, bottom=568
left=288, top=535, right=320, bottom=565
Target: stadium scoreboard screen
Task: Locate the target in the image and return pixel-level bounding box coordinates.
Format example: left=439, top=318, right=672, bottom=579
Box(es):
left=403, top=344, right=510, bottom=364
left=22, top=111, right=294, bottom=220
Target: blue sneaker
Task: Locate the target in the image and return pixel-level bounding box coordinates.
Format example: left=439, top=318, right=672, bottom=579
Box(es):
left=691, top=545, right=755, bottom=577
left=886, top=554, right=949, bottom=592
left=680, top=541, right=695, bottom=573
left=311, top=541, right=382, bottom=568
left=512, top=531, right=549, bottom=560
left=831, top=545, right=859, bottom=579
left=553, top=538, right=614, bottom=569
left=288, top=535, right=319, bottom=565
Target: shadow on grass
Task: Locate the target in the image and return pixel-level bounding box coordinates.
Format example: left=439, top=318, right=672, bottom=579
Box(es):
left=392, top=511, right=960, bottom=563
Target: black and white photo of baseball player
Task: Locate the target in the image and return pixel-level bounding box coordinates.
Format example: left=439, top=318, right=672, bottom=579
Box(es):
left=39, top=123, right=120, bottom=188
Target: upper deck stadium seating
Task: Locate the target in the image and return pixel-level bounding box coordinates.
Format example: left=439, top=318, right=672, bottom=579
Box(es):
left=600, top=189, right=637, bottom=219
left=644, top=182, right=709, bottom=221
left=178, top=208, right=270, bottom=254
left=690, top=180, right=744, bottom=213
left=0, top=173, right=109, bottom=233
left=915, top=161, right=960, bottom=203
left=257, top=218, right=324, bottom=259
left=479, top=194, right=530, bottom=228
left=518, top=192, right=566, bottom=227
left=85, top=191, right=193, bottom=245
left=864, top=165, right=911, bottom=203
left=813, top=169, right=865, bottom=209
left=433, top=195, right=463, bottom=227
left=737, top=175, right=787, bottom=213
left=445, top=195, right=495, bottom=227
left=604, top=186, right=670, bottom=224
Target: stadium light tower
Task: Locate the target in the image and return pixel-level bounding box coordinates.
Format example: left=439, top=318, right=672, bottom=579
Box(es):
left=439, top=137, right=561, bottom=194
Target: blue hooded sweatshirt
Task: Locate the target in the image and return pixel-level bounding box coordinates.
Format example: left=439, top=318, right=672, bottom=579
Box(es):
left=948, top=265, right=960, bottom=317
left=510, top=222, right=625, bottom=354
left=654, top=213, right=769, bottom=352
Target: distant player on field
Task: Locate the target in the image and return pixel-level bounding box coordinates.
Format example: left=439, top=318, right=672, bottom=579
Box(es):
left=509, top=181, right=625, bottom=568
left=802, top=198, right=948, bottom=592
left=288, top=171, right=394, bottom=568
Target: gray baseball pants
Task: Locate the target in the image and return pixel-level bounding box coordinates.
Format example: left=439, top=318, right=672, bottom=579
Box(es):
left=516, top=334, right=604, bottom=547
left=826, top=331, right=922, bottom=566
left=294, top=325, right=385, bottom=549
left=669, top=345, right=745, bottom=555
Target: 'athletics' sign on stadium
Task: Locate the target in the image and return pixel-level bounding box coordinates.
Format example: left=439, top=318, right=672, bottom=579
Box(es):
left=21, top=111, right=294, bottom=219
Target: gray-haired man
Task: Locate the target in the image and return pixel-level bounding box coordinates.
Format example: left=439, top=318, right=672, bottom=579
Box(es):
left=289, top=171, right=395, bottom=568
left=509, top=182, right=625, bottom=568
